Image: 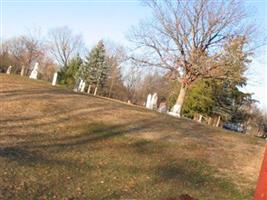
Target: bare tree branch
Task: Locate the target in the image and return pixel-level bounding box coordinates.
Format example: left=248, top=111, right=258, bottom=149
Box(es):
left=48, top=26, right=84, bottom=67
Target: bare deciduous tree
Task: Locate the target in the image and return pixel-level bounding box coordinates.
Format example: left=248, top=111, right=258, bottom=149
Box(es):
left=123, top=65, right=141, bottom=104
left=49, top=26, right=84, bottom=67
left=105, top=45, right=127, bottom=97
left=128, top=0, right=253, bottom=116
left=4, top=33, right=44, bottom=74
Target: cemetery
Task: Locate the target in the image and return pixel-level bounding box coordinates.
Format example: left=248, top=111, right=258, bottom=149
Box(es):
left=0, top=69, right=265, bottom=199
left=1, top=0, right=267, bottom=199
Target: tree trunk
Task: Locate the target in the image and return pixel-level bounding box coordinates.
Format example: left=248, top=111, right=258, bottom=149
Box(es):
left=108, top=79, right=114, bottom=98
left=176, top=85, right=187, bottom=106
left=171, top=84, right=187, bottom=116
left=94, top=86, right=98, bottom=96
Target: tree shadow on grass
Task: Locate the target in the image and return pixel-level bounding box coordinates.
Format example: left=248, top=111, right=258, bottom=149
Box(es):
left=0, top=146, right=80, bottom=169
left=0, top=118, right=165, bottom=166
left=0, top=118, right=248, bottom=200
left=152, top=158, right=245, bottom=199
left=20, top=119, right=166, bottom=150
left=0, top=107, right=109, bottom=129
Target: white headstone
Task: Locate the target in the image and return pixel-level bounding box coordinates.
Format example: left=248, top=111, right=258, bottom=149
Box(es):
left=80, top=81, right=86, bottom=92
left=6, top=66, right=12, bottom=74
left=77, top=79, right=83, bottom=91
left=29, top=62, right=39, bottom=80
left=20, top=66, right=25, bottom=76
left=87, top=85, right=91, bottom=94
left=151, top=93, right=158, bottom=110
left=198, top=114, right=203, bottom=122
left=146, top=94, right=152, bottom=109
left=93, top=86, right=98, bottom=96
left=167, top=104, right=181, bottom=118
left=52, top=72, right=58, bottom=86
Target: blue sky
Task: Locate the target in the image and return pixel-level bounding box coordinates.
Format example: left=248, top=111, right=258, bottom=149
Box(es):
left=1, top=0, right=267, bottom=109
left=2, top=0, right=151, bottom=46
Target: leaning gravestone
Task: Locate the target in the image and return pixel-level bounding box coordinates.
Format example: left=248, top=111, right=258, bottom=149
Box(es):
left=29, top=62, right=39, bottom=80
left=6, top=66, right=12, bottom=74
left=146, top=94, right=152, bottom=109
left=52, top=72, right=58, bottom=86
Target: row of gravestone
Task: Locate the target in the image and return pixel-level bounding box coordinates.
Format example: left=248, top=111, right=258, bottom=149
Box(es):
left=6, top=63, right=58, bottom=86
left=145, top=93, right=158, bottom=110
left=6, top=64, right=99, bottom=96
left=6, top=64, right=182, bottom=117
left=73, top=79, right=97, bottom=95
left=145, top=93, right=181, bottom=118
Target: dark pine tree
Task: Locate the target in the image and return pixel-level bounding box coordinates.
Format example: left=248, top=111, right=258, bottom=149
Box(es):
left=79, top=40, right=108, bottom=95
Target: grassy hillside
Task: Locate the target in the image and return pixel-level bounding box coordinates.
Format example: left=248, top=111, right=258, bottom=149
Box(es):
left=0, top=74, right=265, bottom=200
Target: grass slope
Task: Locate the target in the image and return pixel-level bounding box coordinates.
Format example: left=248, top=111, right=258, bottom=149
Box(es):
left=0, top=74, right=265, bottom=200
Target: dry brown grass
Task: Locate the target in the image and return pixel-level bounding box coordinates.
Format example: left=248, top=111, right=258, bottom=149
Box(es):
left=0, top=74, right=265, bottom=200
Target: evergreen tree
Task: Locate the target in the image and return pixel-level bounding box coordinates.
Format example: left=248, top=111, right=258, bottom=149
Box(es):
left=182, top=79, right=252, bottom=122
left=212, top=80, right=253, bottom=122
left=212, top=36, right=252, bottom=121
left=80, top=41, right=108, bottom=94
left=58, top=55, right=83, bottom=88
left=182, top=36, right=253, bottom=122
left=182, top=80, right=215, bottom=118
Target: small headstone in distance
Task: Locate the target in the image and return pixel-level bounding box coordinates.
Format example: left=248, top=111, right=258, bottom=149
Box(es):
left=87, top=85, right=91, bottom=94
left=29, top=62, right=39, bottom=80
left=77, top=79, right=84, bottom=92
left=152, top=93, right=158, bottom=110
left=167, top=104, right=181, bottom=118
left=73, top=79, right=80, bottom=92
left=6, top=66, right=12, bottom=74
left=158, top=102, right=167, bottom=113
left=80, top=81, right=86, bottom=92
left=52, top=72, right=58, bottom=86
left=146, top=93, right=152, bottom=109
left=20, top=66, right=25, bottom=76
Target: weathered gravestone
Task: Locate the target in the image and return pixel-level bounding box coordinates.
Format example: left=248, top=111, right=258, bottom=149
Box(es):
left=87, top=85, right=91, bottom=94
left=151, top=93, right=158, bottom=110
left=146, top=94, right=152, bottom=109
left=20, top=66, right=25, bottom=76
left=93, top=87, right=98, bottom=96
left=52, top=72, right=58, bottom=86
left=6, top=66, right=12, bottom=74
left=80, top=81, right=86, bottom=92
left=29, top=62, right=39, bottom=80
left=77, top=79, right=84, bottom=92
left=158, top=102, right=167, bottom=113
left=167, top=104, right=181, bottom=118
